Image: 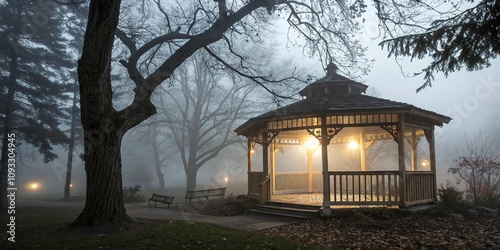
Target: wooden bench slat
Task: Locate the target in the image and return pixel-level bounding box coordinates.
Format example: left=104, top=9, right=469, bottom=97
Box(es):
left=185, top=187, right=226, bottom=203
left=148, top=193, right=174, bottom=209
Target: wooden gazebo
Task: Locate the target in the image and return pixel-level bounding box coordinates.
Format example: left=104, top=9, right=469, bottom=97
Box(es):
left=235, top=63, right=451, bottom=215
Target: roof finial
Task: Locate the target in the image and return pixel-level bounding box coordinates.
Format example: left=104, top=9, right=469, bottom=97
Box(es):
left=325, top=62, right=338, bottom=76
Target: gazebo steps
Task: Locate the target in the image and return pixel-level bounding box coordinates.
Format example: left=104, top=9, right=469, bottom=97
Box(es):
left=248, top=203, right=320, bottom=219
left=266, top=201, right=322, bottom=211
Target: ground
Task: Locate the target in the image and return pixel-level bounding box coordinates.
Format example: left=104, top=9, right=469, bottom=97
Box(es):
left=187, top=194, right=258, bottom=216
left=262, top=209, right=500, bottom=249
left=4, top=198, right=500, bottom=249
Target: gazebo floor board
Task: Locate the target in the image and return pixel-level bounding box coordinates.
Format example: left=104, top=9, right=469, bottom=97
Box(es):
left=271, top=193, right=400, bottom=207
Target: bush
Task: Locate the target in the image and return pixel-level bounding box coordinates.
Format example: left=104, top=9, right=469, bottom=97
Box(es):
left=437, top=183, right=470, bottom=214
left=123, top=185, right=146, bottom=203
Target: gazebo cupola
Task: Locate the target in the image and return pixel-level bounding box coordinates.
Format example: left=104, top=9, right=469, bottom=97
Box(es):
left=299, top=62, right=368, bottom=99
left=235, top=63, right=451, bottom=216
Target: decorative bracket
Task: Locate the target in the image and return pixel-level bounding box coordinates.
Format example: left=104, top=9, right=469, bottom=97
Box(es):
left=380, top=125, right=398, bottom=142
left=250, top=131, right=280, bottom=146
left=306, top=127, right=344, bottom=144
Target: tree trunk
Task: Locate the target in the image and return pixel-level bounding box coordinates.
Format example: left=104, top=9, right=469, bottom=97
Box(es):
left=186, top=167, right=198, bottom=191
left=70, top=129, right=130, bottom=226
left=152, top=127, right=165, bottom=190
left=64, top=80, right=78, bottom=199
left=0, top=49, right=18, bottom=208
left=72, top=0, right=132, bottom=226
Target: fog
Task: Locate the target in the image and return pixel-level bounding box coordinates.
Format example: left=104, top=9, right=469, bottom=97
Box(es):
left=12, top=5, right=500, bottom=201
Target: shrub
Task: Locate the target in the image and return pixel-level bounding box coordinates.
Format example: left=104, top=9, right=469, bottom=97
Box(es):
left=437, top=183, right=470, bottom=214
left=123, top=185, right=146, bottom=203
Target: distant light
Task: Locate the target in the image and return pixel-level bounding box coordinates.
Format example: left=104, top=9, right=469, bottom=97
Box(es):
left=224, top=177, right=228, bottom=182
left=422, top=160, right=429, bottom=167
left=70, top=184, right=73, bottom=188
left=250, top=149, right=255, bottom=154
left=348, top=141, right=359, bottom=150
left=30, top=182, right=39, bottom=190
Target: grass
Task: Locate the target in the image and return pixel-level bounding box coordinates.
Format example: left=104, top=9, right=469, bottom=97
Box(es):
left=0, top=204, right=308, bottom=249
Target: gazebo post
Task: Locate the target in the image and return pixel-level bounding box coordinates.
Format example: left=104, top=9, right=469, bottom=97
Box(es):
left=270, top=141, right=276, bottom=194
left=411, top=130, right=418, bottom=171
left=398, top=114, right=407, bottom=207
left=428, top=128, right=437, bottom=202
left=321, top=117, right=332, bottom=216
left=247, top=139, right=252, bottom=196
left=359, top=130, right=366, bottom=195
left=260, top=133, right=270, bottom=205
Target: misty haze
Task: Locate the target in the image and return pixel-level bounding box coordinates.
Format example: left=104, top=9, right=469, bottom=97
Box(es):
left=1, top=0, right=499, bottom=249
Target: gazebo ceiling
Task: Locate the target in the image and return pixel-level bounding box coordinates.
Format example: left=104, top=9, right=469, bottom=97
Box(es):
left=235, top=63, right=451, bottom=137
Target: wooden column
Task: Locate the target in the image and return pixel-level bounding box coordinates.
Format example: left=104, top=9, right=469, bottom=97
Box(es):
left=260, top=133, right=270, bottom=205
left=359, top=130, right=366, bottom=195
left=428, top=128, right=437, bottom=201
left=247, top=139, right=253, bottom=173
left=270, top=142, right=276, bottom=194
left=321, top=117, right=331, bottom=216
left=247, top=139, right=252, bottom=196
left=308, top=149, right=313, bottom=192
left=398, top=114, right=407, bottom=207
left=360, top=130, right=366, bottom=171
left=411, top=130, right=417, bottom=171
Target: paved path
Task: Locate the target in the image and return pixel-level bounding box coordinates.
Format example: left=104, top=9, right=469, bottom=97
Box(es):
left=127, top=203, right=290, bottom=231
left=17, top=199, right=290, bottom=231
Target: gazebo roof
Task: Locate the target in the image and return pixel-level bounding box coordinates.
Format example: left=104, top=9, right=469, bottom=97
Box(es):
left=235, top=63, right=451, bottom=136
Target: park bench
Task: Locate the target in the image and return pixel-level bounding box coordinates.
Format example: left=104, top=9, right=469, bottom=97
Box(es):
left=185, top=187, right=226, bottom=203
left=148, top=193, right=174, bottom=209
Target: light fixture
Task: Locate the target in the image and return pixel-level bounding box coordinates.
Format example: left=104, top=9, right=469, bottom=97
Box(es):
left=303, top=137, right=319, bottom=151
left=348, top=140, right=359, bottom=150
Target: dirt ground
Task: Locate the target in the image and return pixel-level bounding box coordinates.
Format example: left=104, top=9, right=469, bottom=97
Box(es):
left=262, top=210, right=500, bottom=249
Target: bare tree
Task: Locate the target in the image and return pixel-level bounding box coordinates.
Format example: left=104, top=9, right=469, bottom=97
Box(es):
left=155, top=51, right=258, bottom=191
left=449, top=133, right=500, bottom=206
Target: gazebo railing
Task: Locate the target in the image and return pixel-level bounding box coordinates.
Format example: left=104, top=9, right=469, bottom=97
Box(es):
left=405, top=171, right=435, bottom=205
left=274, top=172, right=322, bottom=194
left=329, top=171, right=400, bottom=205
left=248, top=172, right=263, bottom=197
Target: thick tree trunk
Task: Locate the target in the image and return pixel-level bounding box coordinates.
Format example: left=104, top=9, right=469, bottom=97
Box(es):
left=72, top=0, right=131, bottom=226
left=0, top=50, right=18, bottom=208
left=186, top=167, right=198, bottom=191
left=151, top=129, right=165, bottom=190
left=64, top=80, right=78, bottom=199
left=71, top=129, right=130, bottom=226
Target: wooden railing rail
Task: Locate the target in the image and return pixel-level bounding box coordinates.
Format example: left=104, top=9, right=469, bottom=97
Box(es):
left=329, top=171, right=400, bottom=205
left=405, top=172, right=435, bottom=205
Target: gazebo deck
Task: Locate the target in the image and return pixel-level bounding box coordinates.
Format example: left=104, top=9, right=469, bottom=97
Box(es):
left=271, top=193, right=399, bottom=206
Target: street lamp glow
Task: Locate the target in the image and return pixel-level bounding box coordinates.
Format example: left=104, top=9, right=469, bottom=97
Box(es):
left=348, top=141, right=359, bottom=150
left=30, top=182, right=39, bottom=190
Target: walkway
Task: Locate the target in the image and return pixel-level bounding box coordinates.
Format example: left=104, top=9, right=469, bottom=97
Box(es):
left=17, top=199, right=291, bottom=231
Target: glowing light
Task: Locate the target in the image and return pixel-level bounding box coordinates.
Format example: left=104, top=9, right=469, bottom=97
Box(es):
left=250, top=149, right=255, bottom=154
left=303, top=137, right=319, bottom=151
left=70, top=184, right=73, bottom=188
left=348, top=141, right=359, bottom=150
left=30, top=183, right=39, bottom=190
left=421, top=160, right=429, bottom=167
left=224, top=177, right=228, bottom=182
